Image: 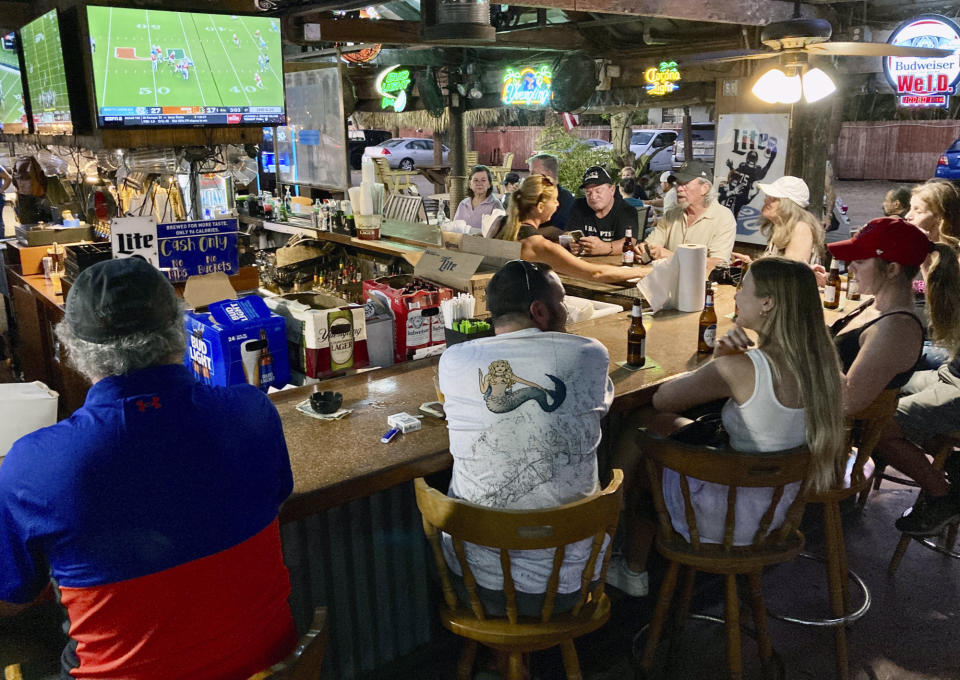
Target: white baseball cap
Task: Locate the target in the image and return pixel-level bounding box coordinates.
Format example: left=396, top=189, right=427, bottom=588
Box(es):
left=756, top=176, right=810, bottom=208
left=659, top=171, right=676, bottom=184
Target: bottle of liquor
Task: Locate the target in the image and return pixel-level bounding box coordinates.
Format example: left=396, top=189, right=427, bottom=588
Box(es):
left=283, top=186, right=293, bottom=213
left=627, top=301, right=646, bottom=367
left=328, top=308, right=355, bottom=372
left=622, top=228, right=635, bottom=266
left=257, top=329, right=274, bottom=390
left=824, top=260, right=842, bottom=310
left=846, top=267, right=861, bottom=302
left=697, top=282, right=718, bottom=354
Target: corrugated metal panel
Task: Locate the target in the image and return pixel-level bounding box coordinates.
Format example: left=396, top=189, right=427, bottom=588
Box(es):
left=281, top=482, right=435, bottom=679
left=836, top=121, right=960, bottom=181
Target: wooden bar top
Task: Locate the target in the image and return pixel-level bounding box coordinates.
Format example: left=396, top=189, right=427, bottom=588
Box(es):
left=275, top=286, right=736, bottom=523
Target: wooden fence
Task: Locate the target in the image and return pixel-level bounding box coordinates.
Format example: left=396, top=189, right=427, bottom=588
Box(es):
left=836, top=120, right=960, bottom=181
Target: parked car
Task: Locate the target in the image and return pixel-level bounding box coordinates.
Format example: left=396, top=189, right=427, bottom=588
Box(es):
left=629, top=129, right=677, bottom=173
left=935, top=137, right=960, bottom=181
left=672, top=122, right=716, bottom=169
left=363, top=138, right=450, bottom=170
left=349, top=129, right=392, bottom=170
left=577, top=138, right=614, bottom=151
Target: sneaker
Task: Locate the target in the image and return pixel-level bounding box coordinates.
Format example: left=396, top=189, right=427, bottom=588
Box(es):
left=895, top=493, right=960, bottom=536
left=604, top=557, right=649, bottom=597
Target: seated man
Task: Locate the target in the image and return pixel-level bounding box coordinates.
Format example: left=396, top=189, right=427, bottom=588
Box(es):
left=643, top=160, right=736, bottom=265
left=438, top=260, right=613, bottom=615
left=529, top=153, right=574, bottom=230
left=0, top=258, right=297, bottom=679
left=566, top=166, right=639, bottom=256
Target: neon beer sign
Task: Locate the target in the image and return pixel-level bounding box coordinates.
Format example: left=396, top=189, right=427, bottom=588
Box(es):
left=645, top=61, right=681, bottom=96
left=884, top=15, right=960, bottom=109
left=501, top=65, right=552, bottom=107
left=376, top=65, right=413, bottom=111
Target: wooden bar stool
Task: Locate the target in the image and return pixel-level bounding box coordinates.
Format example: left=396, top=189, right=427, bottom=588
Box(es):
left=888, top=431, right=960, bottom=575
left=766, top=389, right=897, bottom=680
left=638, top=431, right=811, bottom=680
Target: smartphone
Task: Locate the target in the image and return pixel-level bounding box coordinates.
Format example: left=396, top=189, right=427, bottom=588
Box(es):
left=567, top=230, right=584, bottom=242
left=639, top=242, right=653, bottom=265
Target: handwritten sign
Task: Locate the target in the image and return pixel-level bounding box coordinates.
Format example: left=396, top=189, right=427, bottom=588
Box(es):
left=645, top=61, right=681, bottom=96
left=501, top=65, right=553, bottom=107
left=157, top=218, right=239, bottom=282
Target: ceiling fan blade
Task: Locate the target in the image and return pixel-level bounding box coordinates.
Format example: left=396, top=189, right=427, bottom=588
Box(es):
left=682, top=50, right=779, bottom=65
left=806, top=41, right=954, bottom=58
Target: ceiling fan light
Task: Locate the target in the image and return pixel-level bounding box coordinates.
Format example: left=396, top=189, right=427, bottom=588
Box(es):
left=752, top=68, right=788, bottom=104
left=780, top=73, right=802, bottom=104
left=802, top=67, right=836, bottom=103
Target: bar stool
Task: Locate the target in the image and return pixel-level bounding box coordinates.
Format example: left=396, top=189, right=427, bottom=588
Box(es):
left=767, top=389, right=898, bottom=680
left=888, top=431, right=960, bottom=575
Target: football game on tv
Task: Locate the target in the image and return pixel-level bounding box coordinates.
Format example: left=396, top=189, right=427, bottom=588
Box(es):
left=0, top=33, right=27, bottom=133
left=87, top=7, right=285, bottom=127
left=20, top=10, right=72, bottom=135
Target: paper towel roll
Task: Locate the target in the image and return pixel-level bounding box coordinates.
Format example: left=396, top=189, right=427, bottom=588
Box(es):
left=676, top=244, right=707, bottom=312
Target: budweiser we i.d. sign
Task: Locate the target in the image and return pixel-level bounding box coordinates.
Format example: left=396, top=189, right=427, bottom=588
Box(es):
left=884, top=14, right=960, bottom=109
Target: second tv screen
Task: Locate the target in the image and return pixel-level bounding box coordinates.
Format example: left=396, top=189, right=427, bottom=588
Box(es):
left=87, top=7, right=285, bottom=127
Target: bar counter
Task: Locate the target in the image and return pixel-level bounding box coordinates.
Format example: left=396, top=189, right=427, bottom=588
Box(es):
left=274, top=286, right=734, bottom=524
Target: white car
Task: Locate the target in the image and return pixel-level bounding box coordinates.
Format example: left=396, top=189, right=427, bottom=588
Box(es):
left=363, top=137, right=450, bottom=170
left=629, top=129, right=677, bottom=173
left=672, top=123, right=716, bottom=169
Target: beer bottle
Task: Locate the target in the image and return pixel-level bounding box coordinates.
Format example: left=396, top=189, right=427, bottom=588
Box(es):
left=622, top=228, right=635, bottom=266
left=697, top=282, right=717, bottom=354
left=257, top=329, right=274, bottom=390
left=846, top=267, right=861, bottom=302
left=824, top=260, right=842, bottom=310
left=627, top=301, right=646, bottom=367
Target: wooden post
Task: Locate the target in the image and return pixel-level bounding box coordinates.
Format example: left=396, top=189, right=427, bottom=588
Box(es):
left=448, top=94, right=467, bottom=211
left=785, top=97, right=832, bottom=220
left=682, top=107, right=693, bottom=162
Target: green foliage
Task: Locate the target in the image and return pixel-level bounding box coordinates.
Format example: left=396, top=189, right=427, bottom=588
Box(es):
left=534, top=125, right=614, bottom=196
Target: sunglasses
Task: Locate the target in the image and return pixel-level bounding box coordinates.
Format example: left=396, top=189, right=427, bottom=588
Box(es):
left=507, top=259, right=541, bottom=293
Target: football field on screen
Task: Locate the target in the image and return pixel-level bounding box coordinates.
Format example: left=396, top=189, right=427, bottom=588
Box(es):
left=88, top=7, right=283, bottom=112
left=0, top=43, right=24, bottom=126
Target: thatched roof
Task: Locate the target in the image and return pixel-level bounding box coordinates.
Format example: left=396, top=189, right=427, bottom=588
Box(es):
left=352, top=107, right=508, bottom=132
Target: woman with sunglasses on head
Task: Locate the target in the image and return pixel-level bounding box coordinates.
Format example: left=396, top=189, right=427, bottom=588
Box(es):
left=492, top=174, right=639, bottom=284
left=606, top=258, right=845, bottom=596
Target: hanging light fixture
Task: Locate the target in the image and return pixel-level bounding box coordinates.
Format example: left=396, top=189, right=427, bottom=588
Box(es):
left=751, top=54, right=836, bottom=104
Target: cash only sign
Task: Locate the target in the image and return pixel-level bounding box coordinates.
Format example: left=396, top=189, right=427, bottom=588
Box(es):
left=110, top=216, right=239, bottom=281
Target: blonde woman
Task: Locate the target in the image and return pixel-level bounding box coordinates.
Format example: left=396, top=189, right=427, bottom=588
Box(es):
left=606, top=258, right=845, bottom=596
left=492, top=174, right=639, bottom=285
left=906, top=178, right=960, bottom=249
left=732, top=176, right=823, bottom=265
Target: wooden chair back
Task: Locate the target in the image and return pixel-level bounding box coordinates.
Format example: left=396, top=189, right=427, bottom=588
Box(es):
left=466, top=151, right=479, bottom=168
left=840, top=388, right=898, bottom=493
left=384, top=193, right=427, bottom=223
left=415, top=470, right=623, bottom=625
left=248, top=607, right=328, bottom=680
left=370, top=157, right=414, bottom=193
left=641, top=431, right=811, bottom=553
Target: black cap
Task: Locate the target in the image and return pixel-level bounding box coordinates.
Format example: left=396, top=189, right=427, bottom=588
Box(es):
left=579, top=165, right=613, bottom=189
left=66, top=257, right=180, bottom=343
left=672, top=160, right=713, bottom=185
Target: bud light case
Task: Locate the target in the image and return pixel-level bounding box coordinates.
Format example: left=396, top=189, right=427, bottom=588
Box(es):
left=184, top=295, right=290, bottom=391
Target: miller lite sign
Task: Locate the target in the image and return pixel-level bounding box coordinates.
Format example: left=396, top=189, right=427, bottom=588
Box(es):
left=884, top=15, right=960, bottom=109
left=110, top=216, right=159, bottom=266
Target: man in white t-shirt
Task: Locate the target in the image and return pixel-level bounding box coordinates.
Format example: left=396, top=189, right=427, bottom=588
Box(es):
left=438, top=260, right=613, bottom=613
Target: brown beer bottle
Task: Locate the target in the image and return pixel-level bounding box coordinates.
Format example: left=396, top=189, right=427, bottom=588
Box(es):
left=824, top=260, right=841, bottom=310
left=622, top=228, right=635, bottom=266
left=697, top=282, right=717, bottom=354
left=846, top=267, right=861, bottom=301
left=627, top=301, right=646, bottom=367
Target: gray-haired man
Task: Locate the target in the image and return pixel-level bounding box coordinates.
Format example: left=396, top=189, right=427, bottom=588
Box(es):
left=528, top=153, right=574, bottom=229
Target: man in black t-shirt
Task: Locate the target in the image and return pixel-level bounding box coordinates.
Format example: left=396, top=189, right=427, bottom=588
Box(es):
left=566, top=166, right=639, bottom=256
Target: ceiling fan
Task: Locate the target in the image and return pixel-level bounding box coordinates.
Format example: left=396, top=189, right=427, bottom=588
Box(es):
left=682, top=1, right=954, bottom=65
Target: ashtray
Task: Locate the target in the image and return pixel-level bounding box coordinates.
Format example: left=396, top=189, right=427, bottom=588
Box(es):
left=310, top=391, right=343, bottom=414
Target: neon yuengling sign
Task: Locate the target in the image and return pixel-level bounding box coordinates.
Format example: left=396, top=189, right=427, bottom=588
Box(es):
left=644, top=61, right=681, bottom=96
left=501, top=65, right=553, bottom=107
left=884, top=14, right=960, bottom=109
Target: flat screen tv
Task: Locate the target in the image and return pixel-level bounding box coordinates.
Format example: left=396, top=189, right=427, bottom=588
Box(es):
left=20, top=10, right=72, bottom=135
left=0, top=33, right=27, bottom=133
left=86, top=7, right=285, bottom=127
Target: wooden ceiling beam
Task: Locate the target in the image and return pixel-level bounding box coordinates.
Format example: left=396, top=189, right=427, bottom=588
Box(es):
left=505, top=0, right=817, bottom=26
left=0, top=2, right=45, bottom=33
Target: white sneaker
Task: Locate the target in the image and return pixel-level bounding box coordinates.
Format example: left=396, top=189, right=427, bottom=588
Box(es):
left=604, top=556, right=649, bottom=597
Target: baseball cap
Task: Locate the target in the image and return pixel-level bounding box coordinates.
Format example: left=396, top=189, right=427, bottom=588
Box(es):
left=672, top=160, right=713, bottom=185
left=579, top=165, right=613, bottom=189
left=827, top=217, right=933, bottom=267
left=66, top=257, right=181, bottom=343
left=659, top=171, right=676, bottom=184
left=756, top=176, right=810, bottom=208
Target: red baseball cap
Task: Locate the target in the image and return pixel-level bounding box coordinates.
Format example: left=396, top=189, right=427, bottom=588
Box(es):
left=827, top=217, right=933, bottom=267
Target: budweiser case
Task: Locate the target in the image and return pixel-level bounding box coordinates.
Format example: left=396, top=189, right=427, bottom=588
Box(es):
left=264, top=296, right=370, bottom=378
left=183, top=295, right=290, bottom=391
left=362, top=276, right=453, bottom=363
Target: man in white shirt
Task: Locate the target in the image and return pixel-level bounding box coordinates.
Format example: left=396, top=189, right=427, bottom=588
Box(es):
left=643, top=160, right=736, bottom=265
left=438, top=260, right=613, bottom=614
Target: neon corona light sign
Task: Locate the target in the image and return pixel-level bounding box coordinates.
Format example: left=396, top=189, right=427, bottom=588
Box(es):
left=644, top=61, right=681, bottom=96
left=501, top=65, right=553, bottom=107
left=884, top=14, right=960, bottom=109
left=376, top=65, right=413, bottom=112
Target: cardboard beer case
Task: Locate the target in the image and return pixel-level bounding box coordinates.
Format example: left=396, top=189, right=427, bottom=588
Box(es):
left=263, top=294, right=370, bottom=379
left=183, top=295, right=290, bottom=391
